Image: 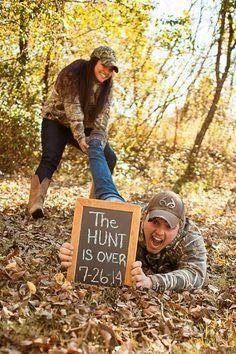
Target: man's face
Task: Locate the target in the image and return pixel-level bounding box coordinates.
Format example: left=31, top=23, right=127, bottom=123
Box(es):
left=94, top=60, right=113, bottom=83
left=143, top=216, right=179, bottom=254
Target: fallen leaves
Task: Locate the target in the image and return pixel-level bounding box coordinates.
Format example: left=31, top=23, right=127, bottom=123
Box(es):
left=27, top=281, right=37, bottom=295
left=54, top=272, right=65, bottom=285
left=5, top=261, right=18, bottom=271
left=0, top=177, right=235, bottom=352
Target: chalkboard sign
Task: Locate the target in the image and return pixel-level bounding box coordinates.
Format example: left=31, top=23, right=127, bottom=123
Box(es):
left=67, top=198, right=141, bottom=286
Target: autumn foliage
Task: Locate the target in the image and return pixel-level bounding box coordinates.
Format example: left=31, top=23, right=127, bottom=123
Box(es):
left=0, top=0, right=235, bottom=352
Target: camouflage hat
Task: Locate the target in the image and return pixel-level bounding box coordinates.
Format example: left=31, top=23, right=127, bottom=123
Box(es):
left=90, top=46, right=118, bottom=73
left=146, top=191, right=185, bottom=228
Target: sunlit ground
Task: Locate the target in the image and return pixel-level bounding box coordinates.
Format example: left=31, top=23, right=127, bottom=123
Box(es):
left=0, top=173, right=235, bottom=352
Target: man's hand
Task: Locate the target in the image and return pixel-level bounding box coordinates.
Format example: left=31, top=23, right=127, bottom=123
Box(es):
left=79, top=137, right=89, bottom=154
left=131, top=261, right=153, bottom=289
left=59, top=242, right=74, bottom=268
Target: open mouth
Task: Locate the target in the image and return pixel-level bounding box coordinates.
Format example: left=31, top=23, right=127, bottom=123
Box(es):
left=151, top=234, right=163, bottom=247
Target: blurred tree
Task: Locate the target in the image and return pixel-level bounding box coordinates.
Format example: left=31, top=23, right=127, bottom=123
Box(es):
left=0, top=0, right=65, bottom=173
left=174, top=0, right=236, bottom=192
left=0, top=0, right=235, bottom=194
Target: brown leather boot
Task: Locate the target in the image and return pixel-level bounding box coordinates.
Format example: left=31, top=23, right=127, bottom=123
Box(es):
left=89, top=181, right=96, bottom=199
left=28, top=175, right=50, bottom=219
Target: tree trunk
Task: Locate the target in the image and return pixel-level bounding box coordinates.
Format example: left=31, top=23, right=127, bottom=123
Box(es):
left=173, top=106, right=179, bottom=151
left=18, top=0, right=29, bottom=72
left=174, top=2, right=235, bottom=193
left=42, top=47, right=52, bottom=103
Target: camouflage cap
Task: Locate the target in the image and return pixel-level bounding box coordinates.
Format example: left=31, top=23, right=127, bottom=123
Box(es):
left=146, top=191, right=185, bottom=229
left=90, top=46, right=118, bottom=73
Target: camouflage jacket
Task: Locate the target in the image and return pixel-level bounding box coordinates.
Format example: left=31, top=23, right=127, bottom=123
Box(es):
left=136, top=218, right=207, bottom=292
left=41, top=60, right=112, bottom=142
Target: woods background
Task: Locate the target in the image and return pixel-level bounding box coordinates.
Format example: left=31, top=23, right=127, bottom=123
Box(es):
left=0, top=0, right=235, bottom=194
left=0, top=1, right=235, bottom=353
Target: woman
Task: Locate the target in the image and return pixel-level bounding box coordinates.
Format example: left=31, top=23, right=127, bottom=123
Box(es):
left=28, top=46, right=119, bottom=219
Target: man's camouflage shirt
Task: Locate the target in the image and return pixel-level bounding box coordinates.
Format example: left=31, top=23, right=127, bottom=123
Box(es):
left=137, top=216, right=207, bottom=293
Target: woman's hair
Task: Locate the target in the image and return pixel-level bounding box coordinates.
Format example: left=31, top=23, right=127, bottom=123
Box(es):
left=56, top=57, right=113, bottom=122
left=77, top=57, right=112, bottom=121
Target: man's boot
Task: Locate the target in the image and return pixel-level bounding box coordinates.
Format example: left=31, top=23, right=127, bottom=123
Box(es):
left=27, top=175, right=50, bottom=219
left=89, top=181, right=96, bottom=199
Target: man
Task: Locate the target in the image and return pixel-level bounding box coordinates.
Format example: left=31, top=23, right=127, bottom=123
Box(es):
left=131, top=191, right=207, bottom=291
left=59, top=138, right=207, bottom=292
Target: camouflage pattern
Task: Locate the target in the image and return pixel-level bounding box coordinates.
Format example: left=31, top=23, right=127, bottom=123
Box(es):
left=136, top=211, right=207, bottom=292
left=91, top=46, right=118, bottom=72
left=41, top=59, right=112, bottom=142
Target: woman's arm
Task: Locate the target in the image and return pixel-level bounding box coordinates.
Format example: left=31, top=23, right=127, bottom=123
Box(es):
left=63, top=98, right=86, bottom=145
left=55, top=66, right=87, bottom=151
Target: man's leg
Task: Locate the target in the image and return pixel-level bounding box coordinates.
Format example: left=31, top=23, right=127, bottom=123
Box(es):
left=88, top=138, right=124, bottom=202
left=104, top=143, right=117, bottom=174
left=68, top=130, right=118, bottom=199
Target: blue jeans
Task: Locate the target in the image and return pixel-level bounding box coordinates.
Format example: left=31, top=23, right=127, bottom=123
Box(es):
left=88, top=139, right=124, bottom=202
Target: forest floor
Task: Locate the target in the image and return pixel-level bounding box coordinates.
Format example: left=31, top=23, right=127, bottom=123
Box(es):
left=0, top=174, right=235, bottom=353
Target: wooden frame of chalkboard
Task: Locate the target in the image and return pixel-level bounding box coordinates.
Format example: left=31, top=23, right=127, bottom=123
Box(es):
left=67, top=198, right=141, bottom=286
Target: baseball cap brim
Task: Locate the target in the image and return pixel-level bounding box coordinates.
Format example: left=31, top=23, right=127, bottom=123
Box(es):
left=101, top=60, right=118, bottom=73
left=112, top=65, right=118, bottom=73
left=148, top=210, right=180, bottom=229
